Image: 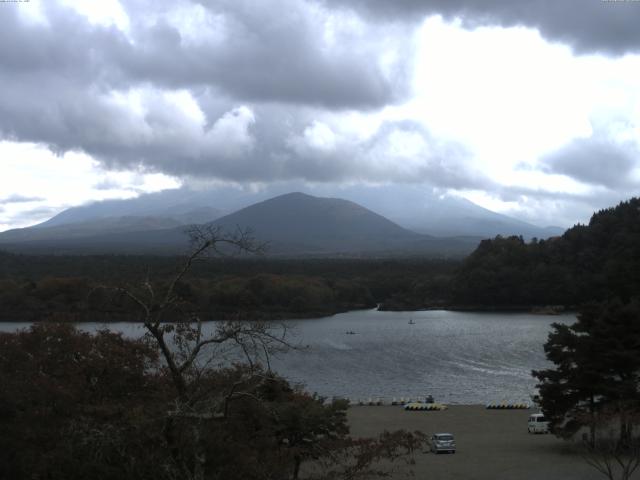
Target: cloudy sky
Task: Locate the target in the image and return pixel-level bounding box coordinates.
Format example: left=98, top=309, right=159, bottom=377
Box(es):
left=1, top=0, right=639, bottom=231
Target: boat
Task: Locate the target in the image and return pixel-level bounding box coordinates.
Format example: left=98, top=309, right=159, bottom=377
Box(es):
left=408, top=319, right=415, bottom=325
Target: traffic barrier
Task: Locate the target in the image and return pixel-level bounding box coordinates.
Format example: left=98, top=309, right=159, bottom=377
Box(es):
left=404, top=402, right=447, bottom=411
left=486, top=403, right=530, bottom=409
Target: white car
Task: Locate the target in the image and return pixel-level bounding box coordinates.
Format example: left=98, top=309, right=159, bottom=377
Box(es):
left=430, top=433, right=456, bottom=454
left=528, top=413, right=550, bottom=434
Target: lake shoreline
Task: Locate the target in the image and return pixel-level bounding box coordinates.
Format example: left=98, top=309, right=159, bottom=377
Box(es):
left=378, top=303, right=573, bottom=315
left=0, top=304, right=574, bottom=323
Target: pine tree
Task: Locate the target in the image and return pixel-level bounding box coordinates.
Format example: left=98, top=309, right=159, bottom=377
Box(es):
left=533, top=299, right=640, bottom=446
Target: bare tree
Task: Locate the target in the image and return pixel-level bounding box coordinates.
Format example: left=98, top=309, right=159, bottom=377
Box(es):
left=110, top=225, right=291, bottom=480
left=581, top=403, right=640, bottom=480
left=99, top=225, right=427, bottom=480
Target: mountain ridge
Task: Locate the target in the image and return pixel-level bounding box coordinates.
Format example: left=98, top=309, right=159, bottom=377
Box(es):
left=0, top=192, right=480, bottom=257
left=13, top=185, right=563, bottom=240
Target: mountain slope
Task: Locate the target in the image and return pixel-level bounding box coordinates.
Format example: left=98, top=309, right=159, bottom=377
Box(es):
left=0, top=207, right=223, bottom=244
left=17, top=185, right=564, bottom=240
left=348, top=187, right=564, bottom=239
left=210, top=192, right=424, bottom=254
left=0, top=193, right=479, bottom=256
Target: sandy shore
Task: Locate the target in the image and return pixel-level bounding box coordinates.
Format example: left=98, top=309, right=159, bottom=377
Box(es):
left=347, top=405, right=604, bottom=480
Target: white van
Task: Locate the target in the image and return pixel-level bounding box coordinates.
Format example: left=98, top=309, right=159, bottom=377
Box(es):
left=528, top=413, right=550, bottom=434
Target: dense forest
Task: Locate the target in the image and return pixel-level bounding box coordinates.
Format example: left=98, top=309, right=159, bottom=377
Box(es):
left=451, top=198, right=640, bottom=308
left=0, top=253, right=457, bottom=321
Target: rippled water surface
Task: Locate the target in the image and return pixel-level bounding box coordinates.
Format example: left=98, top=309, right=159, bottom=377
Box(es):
left=1, top=309, right=575, bottom=404
left=269, top=309, right=575, bottom=404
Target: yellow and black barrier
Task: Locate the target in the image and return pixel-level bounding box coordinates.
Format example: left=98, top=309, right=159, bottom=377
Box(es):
left=404, top=402, right=447, bottom=411
left=486, top=403, right=530, bottom=409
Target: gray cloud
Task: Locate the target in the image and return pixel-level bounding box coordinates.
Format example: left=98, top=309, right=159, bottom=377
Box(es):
left=0, top=1, right=409, bottom=110
left=93, top=179, right=125, bottom=191
left=0, top=0, right=428, bottom=188
left=0, top=2, right=482, bottom=193
left=5, top=206, right=62, bottom=225
left=540, top=134, right=639, bottom=188
left=497, top=186, right=637, bottom=228
left=88, top=96, right=490, bottom=189
left=0, top=194, right=46, bottom=204
left=325, top=0, right=640, bottom=55
left=1, top=0, right=637, bottom=235
left=126, top=0, right=409, bottom=109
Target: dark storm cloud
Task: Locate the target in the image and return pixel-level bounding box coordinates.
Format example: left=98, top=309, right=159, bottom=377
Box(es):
left=0, top=0, right=428, bottom=186
left=0, top=0, right=407, bottom=110
left=119, top=0, right=408, bottom=109
left=540, top=134, right=639, bottom=188
left=325, top=0, right=640, bottom=55
left=0, top=0, right=405, bottom=153
left=0, top=0, right=480, bottom=192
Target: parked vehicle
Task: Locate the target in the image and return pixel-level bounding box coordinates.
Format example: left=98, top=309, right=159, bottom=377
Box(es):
left=430, top=433, right=456, bottom=453
left=527, top=413, right=550, bottom=434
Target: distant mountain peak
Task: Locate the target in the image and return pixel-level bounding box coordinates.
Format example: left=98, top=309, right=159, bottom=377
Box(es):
left=0, top=186, right=563, bottom=256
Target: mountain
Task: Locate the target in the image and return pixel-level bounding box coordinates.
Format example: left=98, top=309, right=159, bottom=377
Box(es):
left=0, top=207, right=223, bottom=244
left=209, top=192, right=476, bottom=255
left=11, top=184, right=564, bottom=241
left=331, top=186, right=565, bottom=239
left=33, top=188, right=252, bottom=229
left=0, top=193, right=479, bottom=256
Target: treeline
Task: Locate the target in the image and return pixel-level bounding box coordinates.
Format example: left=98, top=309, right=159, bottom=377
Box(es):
left=0, top=275, right=374, bottom=322
left=451, top=198, right=640, bottom=307
left=0, top=254, right=458, bottom=321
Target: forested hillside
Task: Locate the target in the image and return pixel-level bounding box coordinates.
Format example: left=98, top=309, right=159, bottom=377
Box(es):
left=452, top=198, right=640, bottom=307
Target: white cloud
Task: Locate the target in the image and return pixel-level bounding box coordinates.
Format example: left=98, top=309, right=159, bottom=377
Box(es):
left=204, top=106, right=256, bottom=157
left=61, top=0, right=130, bottom=31
left=0, top=141, right=179, bottom=231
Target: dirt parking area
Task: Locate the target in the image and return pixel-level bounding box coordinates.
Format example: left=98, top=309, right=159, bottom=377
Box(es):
left=347, top=405, right=605, bottom=480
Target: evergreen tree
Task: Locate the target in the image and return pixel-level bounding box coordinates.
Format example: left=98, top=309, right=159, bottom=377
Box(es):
left=533, top=299, right=640, bottom=445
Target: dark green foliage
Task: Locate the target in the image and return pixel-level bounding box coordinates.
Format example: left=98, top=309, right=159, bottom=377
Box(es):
left=453, top=198, right=640, bottom=307
left=0, top=325, right=425, bottom=480
left=533, top=299, right=640, bottom=442
left=0, top=256, right=457, bottom=321
left=0, top=323, right=166, bottom=480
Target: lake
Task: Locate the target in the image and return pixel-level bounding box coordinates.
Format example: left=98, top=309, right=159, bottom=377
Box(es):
left=0, top=309, right=574, bottom=405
